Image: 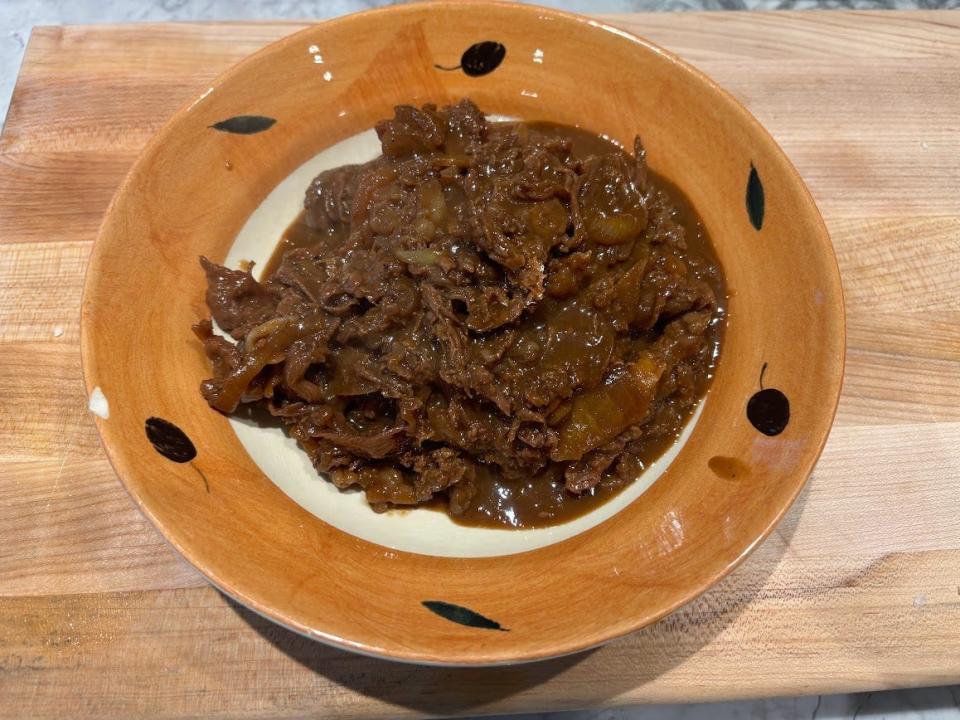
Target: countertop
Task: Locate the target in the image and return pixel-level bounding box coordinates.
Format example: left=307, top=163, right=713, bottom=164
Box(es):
left=3, top=0, right=960, bottom=124
left=0, top=3, right=958, bottom=720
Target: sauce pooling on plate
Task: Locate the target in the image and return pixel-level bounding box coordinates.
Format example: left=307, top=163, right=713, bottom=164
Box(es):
left=196, top=99, right=725, bottom=529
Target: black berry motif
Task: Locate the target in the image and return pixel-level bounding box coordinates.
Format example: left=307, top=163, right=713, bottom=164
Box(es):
left=747, top=363, right=789, bottom=436
left=435, top=41, right=506, bottom=77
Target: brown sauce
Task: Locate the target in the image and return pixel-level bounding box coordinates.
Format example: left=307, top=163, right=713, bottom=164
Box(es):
left=264, top=126, right=716, bottom=283
left=196, top=101, right=725, bottom=530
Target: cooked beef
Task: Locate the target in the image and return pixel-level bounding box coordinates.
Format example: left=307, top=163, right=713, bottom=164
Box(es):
left=195, top=99, right=724, bottom=528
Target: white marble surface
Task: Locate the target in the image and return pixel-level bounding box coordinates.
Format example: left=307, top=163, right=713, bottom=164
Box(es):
left=1, top=0, right=959, bottom=124
left=490, top=685, right=960, bottom=719
left=2, top=1, right=958, bottom=719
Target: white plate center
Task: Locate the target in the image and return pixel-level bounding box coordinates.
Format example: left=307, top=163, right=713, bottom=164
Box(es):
left=223, top=127, right=703, bottom=558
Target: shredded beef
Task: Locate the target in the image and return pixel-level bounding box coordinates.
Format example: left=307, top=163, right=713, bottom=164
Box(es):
left=195, top=99, right=724, bottom=528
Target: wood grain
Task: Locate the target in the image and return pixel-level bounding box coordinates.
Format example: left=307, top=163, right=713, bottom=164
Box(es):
left=1, top=10, right=958, bottom=717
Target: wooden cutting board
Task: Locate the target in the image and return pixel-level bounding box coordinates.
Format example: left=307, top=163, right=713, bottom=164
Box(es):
left=1, top=11, right=959, bottom=718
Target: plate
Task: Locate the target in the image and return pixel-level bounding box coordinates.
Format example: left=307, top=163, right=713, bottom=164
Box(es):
left=81, top=1, right=844, bottom=665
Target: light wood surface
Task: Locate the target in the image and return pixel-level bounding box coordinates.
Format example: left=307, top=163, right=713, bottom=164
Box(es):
left=1, top=10, right=958, bottom=717
left=81, top=1, right=845, bottom=666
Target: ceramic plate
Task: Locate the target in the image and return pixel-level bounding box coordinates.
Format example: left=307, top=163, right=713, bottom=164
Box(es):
left=81, top=1, right=844, bottom=665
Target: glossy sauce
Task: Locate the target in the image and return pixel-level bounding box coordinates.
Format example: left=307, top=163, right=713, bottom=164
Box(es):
left=261, top=122, right=725, bottom=529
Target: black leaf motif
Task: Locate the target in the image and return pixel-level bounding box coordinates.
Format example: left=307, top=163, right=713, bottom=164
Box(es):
left=422, top=600, right=508, bottom=631
left=145, top=417, right=197, bottom=463
left=210, top=116, right=277, bottom=134
left=746, top=163, right=764, bottom=231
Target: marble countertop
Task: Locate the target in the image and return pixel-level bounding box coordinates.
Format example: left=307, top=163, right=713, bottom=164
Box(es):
left=2, top=2, right=957, bottom=719
left=1, top=0, right=959, bottom=124
left=493, top=687, right=960, bottom=720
